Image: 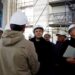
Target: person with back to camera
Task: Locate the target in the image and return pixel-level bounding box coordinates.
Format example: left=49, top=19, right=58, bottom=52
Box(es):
left=0, top=11, right=40, bottom=75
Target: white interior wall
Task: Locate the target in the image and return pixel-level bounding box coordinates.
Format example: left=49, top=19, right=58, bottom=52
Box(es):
left=34, top=0, right=49, bottom=27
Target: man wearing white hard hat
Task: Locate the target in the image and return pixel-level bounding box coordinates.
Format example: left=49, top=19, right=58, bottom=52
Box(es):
left=55, top=24, right=75, bottom=75
left=56, top=31, right=67, bottom=43
left=55, top=30, right=67, bottom=75
left=33, top=25, right=44, bottom=33
left=44, top=33, right=51, bottom=42
left=68, top=24, right=75, bottom=33
left=0, top=11, right=40, bottom=75
left=30, top=25, right=55, bottom=75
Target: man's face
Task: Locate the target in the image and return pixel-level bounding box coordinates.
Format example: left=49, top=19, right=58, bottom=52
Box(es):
left=44, top=34, right=51, bottom=41
left=57, top=35, right=66, bottom=42
left=69, top=28, right=75, bottom=38
left=34, top=29, right=43, bottom=38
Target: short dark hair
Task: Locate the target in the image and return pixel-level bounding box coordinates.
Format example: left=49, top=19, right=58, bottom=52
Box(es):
left=10, top=24, right=25, bottom=31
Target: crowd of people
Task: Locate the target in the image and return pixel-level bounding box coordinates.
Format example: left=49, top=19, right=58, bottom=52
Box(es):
left=0, top=11, right=75, bottom=75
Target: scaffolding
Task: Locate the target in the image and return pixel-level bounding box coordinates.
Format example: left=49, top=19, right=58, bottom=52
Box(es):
left=48, top=0, right=75, bottom=42
left=32, top=0, right=75, bottom=31
left=49, top=0, right=75, bottom=27
left=15, top=0, right=75, bottom=41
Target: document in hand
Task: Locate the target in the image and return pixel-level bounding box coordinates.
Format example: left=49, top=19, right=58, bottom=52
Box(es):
left=63, top=45, right=75, bottom=58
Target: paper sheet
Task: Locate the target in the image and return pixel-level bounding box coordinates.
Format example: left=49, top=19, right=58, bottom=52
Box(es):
left=63, top=46, right=75, bottom=57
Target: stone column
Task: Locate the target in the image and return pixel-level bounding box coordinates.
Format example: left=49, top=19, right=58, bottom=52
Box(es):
left=7, top=0, right=17, bottom=24
left=2, top=0, right=17, bottom=28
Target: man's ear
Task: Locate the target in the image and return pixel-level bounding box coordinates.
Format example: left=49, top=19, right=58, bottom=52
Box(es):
left=22, top=25, right=26, bottom=32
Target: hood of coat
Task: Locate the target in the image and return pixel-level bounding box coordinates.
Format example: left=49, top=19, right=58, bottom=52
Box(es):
left=1, top=30, right=24, bottom=46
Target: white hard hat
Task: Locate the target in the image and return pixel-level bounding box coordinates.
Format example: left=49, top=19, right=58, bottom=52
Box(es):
left=56, top=31, right=66, bottom=36
left=68, top=24, right=75, bottom=32
left=33, top=25, right=44, bottom=32
left=10, top=11, right=28, bottom=25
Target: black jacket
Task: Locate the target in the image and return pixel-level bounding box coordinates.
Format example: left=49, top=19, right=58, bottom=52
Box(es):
left=30, top=37, right=55, bottom=75
left=55, top=41, right=68, bottom=63
left=57, top=38, right=75, bottom=64
left=56, top=38, right=75, bottom=75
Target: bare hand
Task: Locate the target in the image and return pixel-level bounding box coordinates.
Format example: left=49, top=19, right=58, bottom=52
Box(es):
left=66, top=57, right=75, bottom=64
